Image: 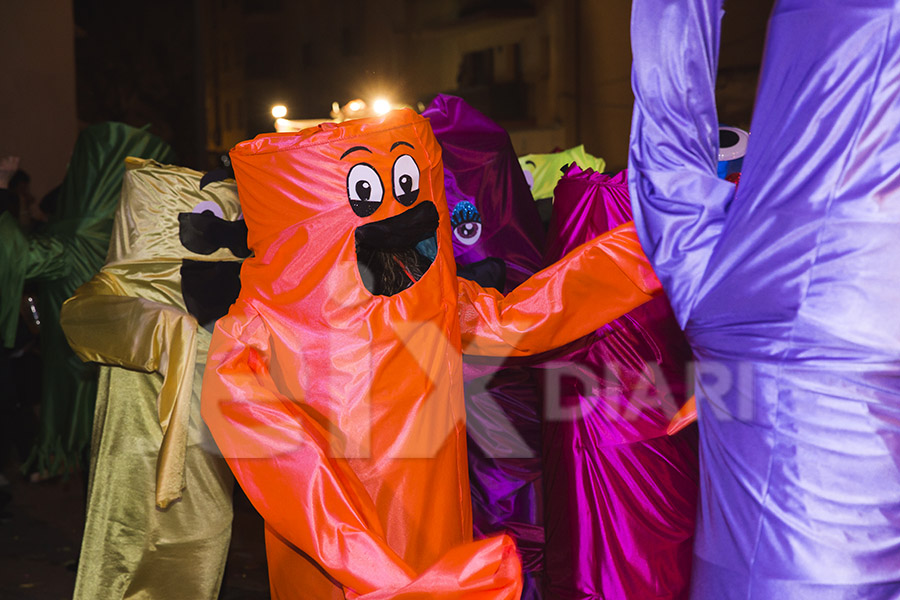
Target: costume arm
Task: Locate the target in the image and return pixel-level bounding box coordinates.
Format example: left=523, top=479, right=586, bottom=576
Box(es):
left=667, top=395, right=697, bottom=435
left=0, top=213, right=28, bottom=348
left=0, top=214, right=72, bottom=348
left=59, top=273, right=198, bottom=508
left=24, top=234, right=70, bottom=281
left=627, top=0, right=735, bottom=327
left=459, top=222, right=661, bottom=357
left=200, top=307, right=417, bottom=595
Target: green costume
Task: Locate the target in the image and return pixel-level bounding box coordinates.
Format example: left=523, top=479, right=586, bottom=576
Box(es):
left=0, top=122, right=176, bottom=474
left=60, top=158, right=240, bottom=599
left=518, top=144, right=605, bottom=200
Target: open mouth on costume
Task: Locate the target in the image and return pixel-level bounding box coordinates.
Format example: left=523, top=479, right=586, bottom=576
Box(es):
left=354, top=201, right=439, bottom=296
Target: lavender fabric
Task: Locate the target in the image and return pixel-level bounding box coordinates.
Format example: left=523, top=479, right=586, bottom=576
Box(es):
left=540, top=167, right=698, bottom=599
left=424, top=94, right=548, bottom=599
left=630, top=1, right=900, bottom=598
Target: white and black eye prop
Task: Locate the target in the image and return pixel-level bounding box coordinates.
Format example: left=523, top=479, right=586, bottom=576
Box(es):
left=717, top=126, right=749, bottom=180
left=191, top=200, right=225, bottom=219
left=179, top=201, right=250, bottom=257
left=718, top=126, right=749, bottom=161
left=450, top=201, right=482, bottom=246
left=392, top=154, right=420, bottom=206
left=347, top=163, right=385, bottom=217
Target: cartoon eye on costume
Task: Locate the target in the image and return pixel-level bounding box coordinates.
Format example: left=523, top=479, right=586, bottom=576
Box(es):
left=179, top=202, right=251, bottom=258
left=718, top=126, right=749, bottom=161
left=191, top=200, right=225, bottom=219
left=717, top=126, right=749, bottom=180
left=392, top=154, right=420, bottom=206
left=347, top=163, right=384, bottom=217
left=450, top=201, right=482, bottom=246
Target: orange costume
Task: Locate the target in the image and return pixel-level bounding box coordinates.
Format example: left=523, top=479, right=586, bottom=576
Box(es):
left=201, top=110, right=660, bottom=599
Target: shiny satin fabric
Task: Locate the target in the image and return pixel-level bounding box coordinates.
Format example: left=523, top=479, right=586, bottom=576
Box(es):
left=60, top=159, right=240, bottom=599
left=0, top=122, right=177, bottom=474
left=629, top=1, right=900, bottom=597
left=457, top=223, right=660, bottom=358
left=518, top=146, right=605, bottom=201
left=423, top=94, right=546, bottom=289
left=424, top=94, right=547, bottom=598
left=72, top=338, right=233, bottom=600
left=0, top=212, right=29, bottom=346
left=200, top=109, right=662, bottom=599
left=539, top=167, right=697, bottom=599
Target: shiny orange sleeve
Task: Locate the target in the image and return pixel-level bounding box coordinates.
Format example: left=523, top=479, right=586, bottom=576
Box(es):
left=459, top=221, right=661, bottom=357
left=201, top=306, right=417, bottom=595
left=667, top=395, right=697, bottom=435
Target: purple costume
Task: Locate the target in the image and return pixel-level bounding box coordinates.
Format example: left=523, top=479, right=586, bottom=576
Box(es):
left=423, top=94, right=546, bottom=289
left=541, top=166, right=697, bottom=599
left=424, top=94, right=547, bottom=599
left=630, top=1, right=900, bottom=597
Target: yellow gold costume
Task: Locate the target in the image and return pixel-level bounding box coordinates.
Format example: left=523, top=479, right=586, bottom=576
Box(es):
left=61, top=158, right=243, bottom=600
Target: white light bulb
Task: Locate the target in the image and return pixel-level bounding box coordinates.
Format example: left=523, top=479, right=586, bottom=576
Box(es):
left=373, top=98, right=391, bottom=115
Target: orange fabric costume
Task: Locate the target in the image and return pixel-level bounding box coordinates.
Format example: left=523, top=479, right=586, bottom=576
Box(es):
left=201, top=110, right=660, bottom=599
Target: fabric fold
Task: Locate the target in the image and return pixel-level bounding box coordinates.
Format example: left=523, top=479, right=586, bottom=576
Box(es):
left=61, top=286, right=199, bottom=508
left=628, top=0, right=735, bottom=327
left=1, top=122, right=177, bottom=473
left=538, top=166, right=697, bottom=600
left=630, top=0, right=900, bottom=597
left=458, top=222, right=661, bottom=357
left=61, top=158, right=242, bottom=600
left=202, top=109, right=524, bottom=599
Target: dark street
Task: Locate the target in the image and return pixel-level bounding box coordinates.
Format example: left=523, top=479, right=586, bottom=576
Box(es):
left=0, top=468, right=270, bottom=599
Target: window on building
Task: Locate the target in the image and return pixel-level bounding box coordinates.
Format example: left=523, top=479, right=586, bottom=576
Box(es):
left=455, top=44, right=529, bottom=123
left=457, top=48, right=494, bottom=88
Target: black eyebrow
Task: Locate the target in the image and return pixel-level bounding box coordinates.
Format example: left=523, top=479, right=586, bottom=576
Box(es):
left=341, top=146, right=372, bottom=159
left=391, top=141, right=414, bottom=152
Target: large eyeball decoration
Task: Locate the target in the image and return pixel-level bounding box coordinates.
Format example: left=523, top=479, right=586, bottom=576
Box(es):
left=717, top=126, right=749, bottom=180
left=347, top=163, right=384, bottom=217
left=191, top=200, right=226, bottom=219
left=450, top=201, right=482, bottom=246
left=392, top=154, right=420, bottom=206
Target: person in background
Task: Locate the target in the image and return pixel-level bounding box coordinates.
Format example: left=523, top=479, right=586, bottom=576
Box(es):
left=8, top=169, right=49, bottom=232
left=0, top=155, right=19, bottom=498
left=0, top=124, right=175, bottom=480
left=0, top=156, right=20, bottom=214
left=0, top=156, right=40, bottom=509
